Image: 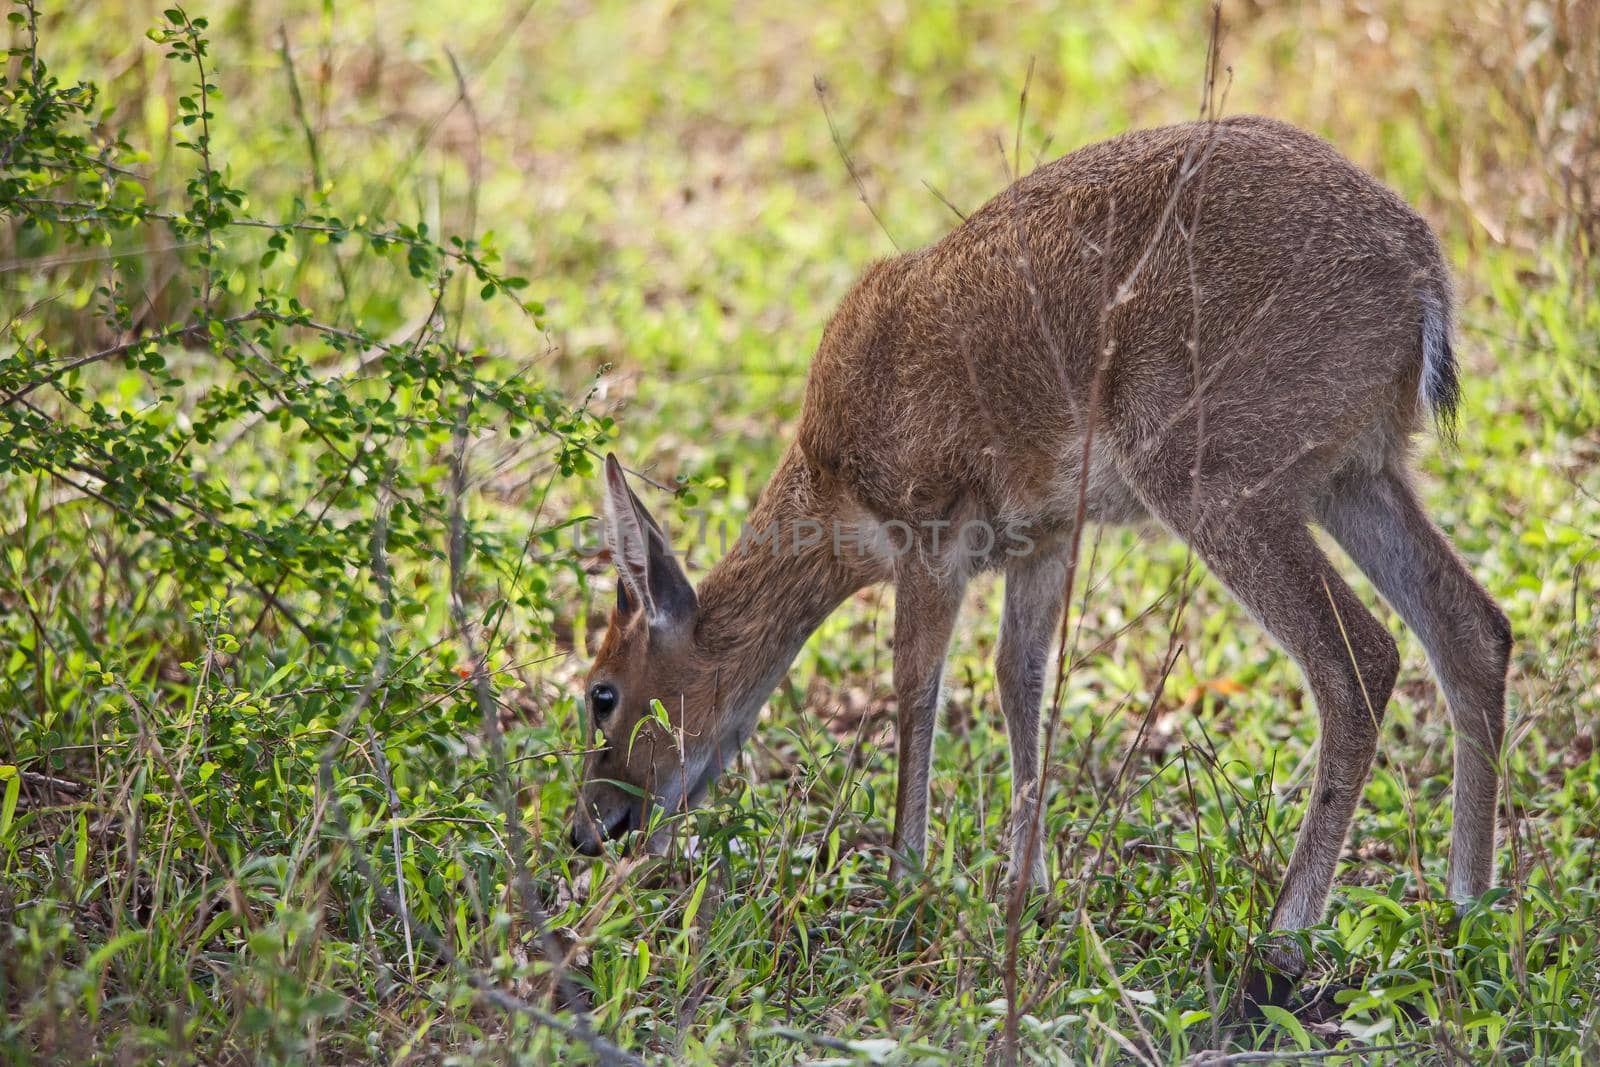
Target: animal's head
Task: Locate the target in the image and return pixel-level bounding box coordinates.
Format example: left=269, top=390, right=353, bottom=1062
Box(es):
left=568, top=456, right=724, bottom=855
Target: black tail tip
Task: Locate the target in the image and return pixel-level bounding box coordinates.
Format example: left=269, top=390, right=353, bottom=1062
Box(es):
left=1425, top=338, right=1461, bottom=442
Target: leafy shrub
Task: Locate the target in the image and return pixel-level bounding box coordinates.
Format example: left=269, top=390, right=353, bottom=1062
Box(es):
left=2, top=4, right=616, bottom=1061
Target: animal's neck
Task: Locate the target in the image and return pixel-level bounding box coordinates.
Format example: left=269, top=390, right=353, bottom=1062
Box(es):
left=692, top=448, right=872, bottom=737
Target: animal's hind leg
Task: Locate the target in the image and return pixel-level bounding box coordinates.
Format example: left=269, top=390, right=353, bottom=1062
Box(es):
left=1316, top=464, right=1511, bottom=901
left=1138, top=488, right=1400, bottom=936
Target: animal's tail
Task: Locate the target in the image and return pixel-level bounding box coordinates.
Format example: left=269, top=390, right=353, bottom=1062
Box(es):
left=1417, top=284, right=1460, bottom=441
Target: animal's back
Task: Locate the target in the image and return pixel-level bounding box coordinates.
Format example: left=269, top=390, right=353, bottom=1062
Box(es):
left=799, top=116, right=1454, bottom=533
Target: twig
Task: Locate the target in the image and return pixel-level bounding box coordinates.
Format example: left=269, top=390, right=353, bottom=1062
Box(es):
left=445, top=390, right=587, bottom=1011
left=760, top=1026, right=855, bottom=1053
left=0, top=311, right=265, bottom=408
left=1002, top=11, right=1232, bottom=1060
left=366, top=720, right=415, bottom=975
left=1013, top=55, right=1036, bottom=184
left=921, top=179, right=968, bottom=221
left=1185, top=1042, right=1427, bottom=1065
left=20, top=770, right=84, bottom=795
left=276, top=23, right=352, bottom=303
left=813, top=76, right=900, bottom=251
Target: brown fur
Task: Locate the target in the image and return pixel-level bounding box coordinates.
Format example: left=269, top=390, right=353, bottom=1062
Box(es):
left=571, top=116, right=1510, bottom=938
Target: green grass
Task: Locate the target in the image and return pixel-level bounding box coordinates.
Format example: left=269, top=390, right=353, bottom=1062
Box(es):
left=3, top=0, right=1598, bottom=1063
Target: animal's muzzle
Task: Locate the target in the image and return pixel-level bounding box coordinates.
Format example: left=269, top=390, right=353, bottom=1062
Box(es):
left=568, top=804, right=634, bottom=855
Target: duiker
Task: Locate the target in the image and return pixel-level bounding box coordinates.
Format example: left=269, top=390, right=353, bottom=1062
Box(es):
left=569, top=116, right=1510, bottom=952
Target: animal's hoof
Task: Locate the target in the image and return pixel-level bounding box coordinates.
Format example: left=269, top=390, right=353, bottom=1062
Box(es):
left=1005, top=858, right=1049, bottom=894
left=1000, top=877, right=1058, bottom=930
left=1241, top=933, right=1309, bottom=1013
left=887, top=842, right=929, bottom=886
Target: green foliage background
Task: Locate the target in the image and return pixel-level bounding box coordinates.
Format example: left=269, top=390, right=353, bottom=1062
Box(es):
left=1, top=0, right=1597, bottom=1063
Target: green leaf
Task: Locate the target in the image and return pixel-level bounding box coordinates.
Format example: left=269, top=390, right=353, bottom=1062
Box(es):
left=1257, top=1005, right=1312, bottom=1051
left=74, top=811, right=89, bottom=883
left=0, top=768, right=19, bottom=841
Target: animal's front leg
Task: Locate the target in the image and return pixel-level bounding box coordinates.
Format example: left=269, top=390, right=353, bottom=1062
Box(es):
left=996, top=547, right=1069, bottom=889
left=889, top=562, right=967, bottom=879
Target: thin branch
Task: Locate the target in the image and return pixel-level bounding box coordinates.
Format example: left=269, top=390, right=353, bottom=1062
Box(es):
left=445, top=389, right=589, bottom=1013
left=921, top=179, right=968, bottom=222
left=0, top=311, right=265, bottom=408
left=813, top=76, right=900, bottom=251
left=276, top=22, right=352, bottom=303
left=1013, top=55, right=1036, bottom=184
left=1185, top=1043, right=1428, bottom=1066
left=364, top=719, right=415, bottom=975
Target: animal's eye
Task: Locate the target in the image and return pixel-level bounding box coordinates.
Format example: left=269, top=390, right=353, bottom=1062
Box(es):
left=588, top=683, right=619, bottom=720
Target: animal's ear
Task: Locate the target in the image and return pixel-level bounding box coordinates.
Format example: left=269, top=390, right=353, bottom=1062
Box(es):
left=601, top=454, right=696, bottom=628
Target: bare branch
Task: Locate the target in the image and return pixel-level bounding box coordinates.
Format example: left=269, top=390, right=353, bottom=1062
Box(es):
left=814, top=76, right=900, bottom=251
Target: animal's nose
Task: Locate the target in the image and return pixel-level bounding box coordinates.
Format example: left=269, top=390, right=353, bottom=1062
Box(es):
left=569, top=804, right=632, bottom=855
left=569, top=820, right=603, bottom=856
